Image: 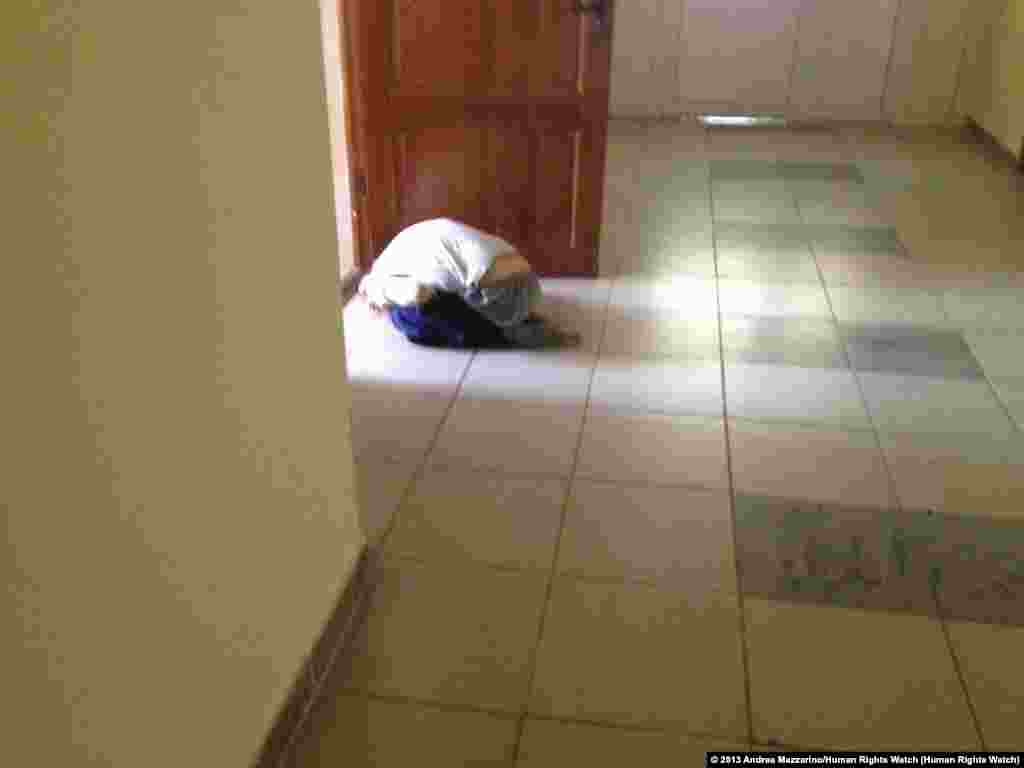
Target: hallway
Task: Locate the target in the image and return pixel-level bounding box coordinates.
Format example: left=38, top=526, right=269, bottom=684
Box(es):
left=302, top=121, right=1024, bottom=763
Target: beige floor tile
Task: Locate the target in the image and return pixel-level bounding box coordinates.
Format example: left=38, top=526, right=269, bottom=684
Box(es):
left=355, top=455, right=420, bottom=546
left=459, top=350, right=595, bottom=406
left=712, top=180, right=800, bottom=224
left=714, top=224, right=820, bottom=284
left=600, top=307, right=719, bottom=361
left=615, top=230, right=717, bottom=279
left=344, top=304, right=473, bottom=394
left=725, top=363, right=871, bottom=429
left=827, top=285, right=951, bottom=329
left=964, top=330, right=1024, bottom=379
left=558, top=481, right=736, bottom=592
left=729, top=419, right=894, bottom=508
left=933, top=462, right=1024, bottom=522
left=721, top=315, right=846, bottom=369
left=608, top=275, right=720, bottom=319
left=576, top=407, right=728, bottom=489
left=718, top=280, right=831, bottom=319
left=387, top=467, right=566, bottom=570
left=948, top=620, right=1024, bottom=750
left=794, top=181, right=890, bottom=228
left=590, top=359, right=724, bottom=416
left=857, top=372, right=1015, bottom=437
left=294, top=694, right=518, bottom=767
left=430, top=398, right=585, bottom=477
left=943, top=288, right=1024, bottom=331
left=707, top=129, right=849, bottom=162
left=818, top=256, right=937, bottom=291
left=349, top=387, right=452, bottom=463
left=343, top=559, right=548, bottom=713
left=750, top=743, right=817, bottom=752
left=538, top=280, right=611, bottom=353
left=746, top=599, right=980, bottom=750
left=342, top=296, right=410, bottom=351
left=530, top=578, right=747, bottom=738
left=992, top=377, right=1024, bottom=431
left=517, top=719, right=747, bottom=767
left=879, top=431, right=1024, bottom=514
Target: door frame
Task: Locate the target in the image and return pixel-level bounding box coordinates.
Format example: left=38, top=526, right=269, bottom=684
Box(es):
left=335, top=0, right=373, bottom=270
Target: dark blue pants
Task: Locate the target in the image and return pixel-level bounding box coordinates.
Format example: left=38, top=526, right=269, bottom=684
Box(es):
left=388, top=292, right=512, bottom=349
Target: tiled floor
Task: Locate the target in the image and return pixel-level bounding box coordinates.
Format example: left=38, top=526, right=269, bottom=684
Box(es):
left=297, top=120, right=1024, bottom=764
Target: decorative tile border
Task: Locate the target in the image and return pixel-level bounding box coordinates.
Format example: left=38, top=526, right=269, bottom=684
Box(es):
left=734, top=494, right=1024, bottom=626
left=253, top=546, right=376, bottom=768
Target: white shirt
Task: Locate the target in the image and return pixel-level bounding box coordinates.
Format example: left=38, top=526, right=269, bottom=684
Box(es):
left=359, top=219, right=529, bottom=309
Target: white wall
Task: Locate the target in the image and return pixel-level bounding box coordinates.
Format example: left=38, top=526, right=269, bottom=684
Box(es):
left=610, top=0, right=978, bottom=124
left=959, top=0, right=1024, bottom=158
left=2, top=1, right=363, bottom=766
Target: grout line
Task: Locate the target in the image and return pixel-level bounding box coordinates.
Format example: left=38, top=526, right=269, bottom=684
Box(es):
left=963, top=331, right=1024, bottom=443
left=354, top=685, right=982, bottom=754
left=373, top=350, right=477, bottom=551
left=800, top=185, right=904, bottom=513
left=510, top=282, right=613, bottom=763
left=355, top=689, right=753, bottom=745
left=878, top=0, right=905, bottom=120
left=708, top=131, right=758, bottom=748
left=783, top=0, right=805, bottom=115
left=799, top=171, right=992, bottom=750
left=933, top=589, right=989, bottom=750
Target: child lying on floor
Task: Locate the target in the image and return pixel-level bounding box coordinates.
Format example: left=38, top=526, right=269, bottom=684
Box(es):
left=357, top=218, right=581, bottom=349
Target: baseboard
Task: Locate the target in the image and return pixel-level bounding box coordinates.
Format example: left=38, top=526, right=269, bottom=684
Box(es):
left=252, top=546, right=375, bottom=768
left=965, top=117, right=1024, bottom=173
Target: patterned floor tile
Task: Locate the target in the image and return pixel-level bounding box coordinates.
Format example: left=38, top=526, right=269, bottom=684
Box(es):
left=735, top=493, right=1024, bottom=626
left=842, top=324, right=985, bottom=380
left=734, top=494, right=937, bottom=617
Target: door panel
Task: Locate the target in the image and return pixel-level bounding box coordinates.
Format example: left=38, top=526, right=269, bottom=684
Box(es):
left=396, top=120, right=485, bottom=230
left=482, top=116, right=531, bottom=245
left=346, top=0, right=612, bottom=276
left=394, top=0, right=485, bottom=96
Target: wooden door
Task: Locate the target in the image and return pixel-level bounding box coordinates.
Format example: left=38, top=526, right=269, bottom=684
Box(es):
left=344, top=0, right=613, bottom=277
